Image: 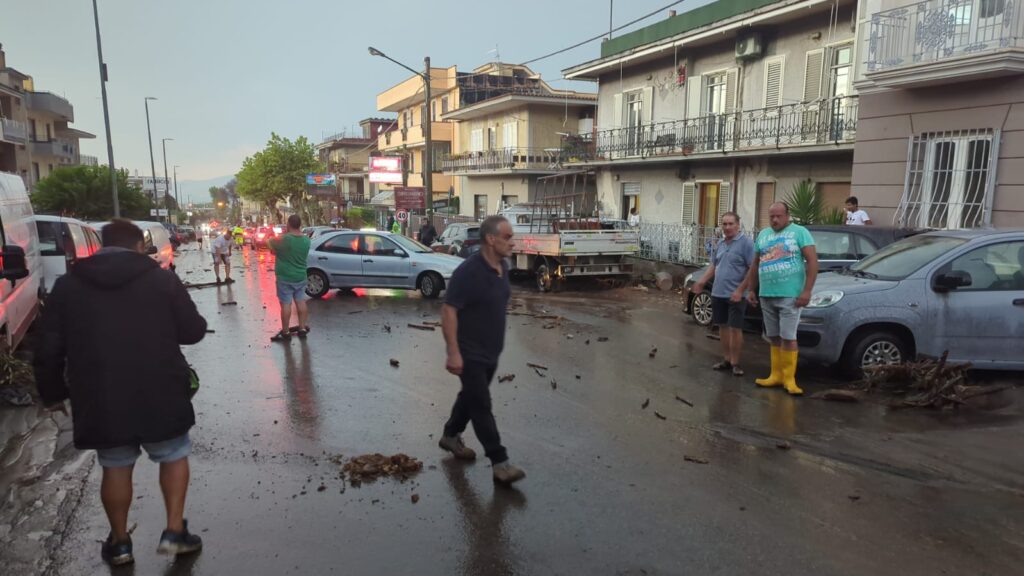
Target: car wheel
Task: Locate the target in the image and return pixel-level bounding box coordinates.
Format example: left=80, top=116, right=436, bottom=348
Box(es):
left=306, top=269, right=330, bottom=299
left=420, top=272, right=443, bottom=299
left=536, top=264, right=553, bottom=293
left=841, top=330, right=909, bottom=378
left=691, top=292, right=713, bottom=327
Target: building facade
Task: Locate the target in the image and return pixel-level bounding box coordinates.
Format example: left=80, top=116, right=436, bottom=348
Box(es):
left=563, top=0, right=860, bottom=261
left=0, top=44, right=94, bottom=190
left=853, top=0, right=1024, bottom=228
left=440, top=63, right=596, bottom=219
left=317, top=117, right=394, bottom=207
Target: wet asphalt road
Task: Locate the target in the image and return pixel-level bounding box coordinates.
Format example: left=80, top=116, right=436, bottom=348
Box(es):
left=51, top=246, right=1024, bottom=576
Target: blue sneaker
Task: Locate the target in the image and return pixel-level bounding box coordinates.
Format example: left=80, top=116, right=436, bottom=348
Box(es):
left=156, top=519, right=203, bottom=555
left=101, top=534, right=134, bottom=566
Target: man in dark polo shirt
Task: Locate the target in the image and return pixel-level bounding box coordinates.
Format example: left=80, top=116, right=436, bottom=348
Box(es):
left=438, top=215, right=525, bottom=485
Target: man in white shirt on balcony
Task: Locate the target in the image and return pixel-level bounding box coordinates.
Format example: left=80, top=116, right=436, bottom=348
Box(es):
left=628, top=207, right=640, bottom=228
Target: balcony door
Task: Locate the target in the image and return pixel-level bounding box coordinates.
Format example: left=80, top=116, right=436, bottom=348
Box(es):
left=625, top=91, right=644, bottom=157
left=948, top=0, right=1006, bottom=56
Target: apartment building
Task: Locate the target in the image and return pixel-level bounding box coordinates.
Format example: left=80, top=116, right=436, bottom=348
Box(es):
left=0, top=43, right=94, bottom=189
left=439, top=63, right=596, bottom=219
left=375, top=66, right=461, bottom=205
left=853, top=0, right=1024, bottom=228
left=317, top=117, right=394, bottom=205
left=563, top=0, right=860, bottom=256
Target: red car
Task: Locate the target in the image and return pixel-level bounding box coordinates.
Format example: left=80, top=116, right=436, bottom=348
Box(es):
left=253, top=226, right=277, bottom=249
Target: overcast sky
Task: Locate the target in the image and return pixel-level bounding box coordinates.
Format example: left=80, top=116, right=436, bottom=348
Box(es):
left=2, top=0, right=709, bottom=200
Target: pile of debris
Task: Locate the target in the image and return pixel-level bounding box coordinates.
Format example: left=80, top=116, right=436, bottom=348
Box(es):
left=339, top=453, right=423, bottom=487
left=858, top=352, right=1009, bottom=410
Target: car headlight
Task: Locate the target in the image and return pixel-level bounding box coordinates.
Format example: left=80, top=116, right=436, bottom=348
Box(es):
left=807, top=290, right=844, bottom=308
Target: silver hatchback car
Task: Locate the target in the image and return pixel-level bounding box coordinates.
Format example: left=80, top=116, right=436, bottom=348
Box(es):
left=798, top=229, right=1024, bottom=376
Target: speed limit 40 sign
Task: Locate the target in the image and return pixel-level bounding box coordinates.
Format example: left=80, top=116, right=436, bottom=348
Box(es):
left=395, top=209, right=409, bottom=222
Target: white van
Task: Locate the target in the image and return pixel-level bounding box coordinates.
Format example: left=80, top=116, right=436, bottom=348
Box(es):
left=90, top=220, right=175, bottom=270
left=0, top=173, right=42, bottom=349
left=32, top=215, right=103, bottom=296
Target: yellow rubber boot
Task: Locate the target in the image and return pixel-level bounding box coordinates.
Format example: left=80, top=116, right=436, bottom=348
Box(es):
left=782, top=349, right=803, bottom=396
left=755, top=346, right=784, bottom=388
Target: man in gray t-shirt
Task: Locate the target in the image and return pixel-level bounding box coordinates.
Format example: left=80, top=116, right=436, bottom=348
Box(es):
left=692, top=212, right=755, bottom=376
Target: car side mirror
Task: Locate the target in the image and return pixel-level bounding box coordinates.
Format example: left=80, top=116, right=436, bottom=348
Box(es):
left=934, top=271, right=971, bottom=292
left=395, top=249, right=408, bottom=258
left=146, top=245, right=159, bottom=255
left=1, top=245, right=29, bottom=282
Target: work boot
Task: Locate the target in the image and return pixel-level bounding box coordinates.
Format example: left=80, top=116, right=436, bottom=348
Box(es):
left=101, top=534, right=134, bottom=566
left=157, top=519, right=203, bottom=556
left=755, top=346, right=784, bottom=388
left=782, top=349, right=803, bottom=396
left=492, top=462, right=526, bottom=485
left=438, top=435, right=476, bottom=460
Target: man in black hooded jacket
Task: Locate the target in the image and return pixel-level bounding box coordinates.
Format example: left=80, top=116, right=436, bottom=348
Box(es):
left=34, top=219, right=208, bottom=566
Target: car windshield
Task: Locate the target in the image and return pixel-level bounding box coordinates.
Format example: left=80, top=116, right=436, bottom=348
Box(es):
left=391, top=234, right=433, bottom=253
left=848, top=235, right=967, bottom=280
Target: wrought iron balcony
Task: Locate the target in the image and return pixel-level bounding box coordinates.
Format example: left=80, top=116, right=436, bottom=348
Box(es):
left=441, top=147, right=563, bottom=173
left=570, top=96, right=858, bottom=162
left=866, top=0, right=1024, bottom=77
left=0, top=118, right=27, bottom=143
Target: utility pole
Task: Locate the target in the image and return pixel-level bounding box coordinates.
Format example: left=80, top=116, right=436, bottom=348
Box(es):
left=91, top=0, right=119, bottom=217
left=173, top=165, right=181, bottom=211
left=161, top=137, right=173, bottom=221
left=422, top=56, right=433, bottom=218
left=144, top=97, right=159, bottom=221
left=609, top=0, right=614, bottom=40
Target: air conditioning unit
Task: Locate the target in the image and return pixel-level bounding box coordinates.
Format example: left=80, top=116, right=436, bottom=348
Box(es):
left=735, top=33, right=763, bottom=60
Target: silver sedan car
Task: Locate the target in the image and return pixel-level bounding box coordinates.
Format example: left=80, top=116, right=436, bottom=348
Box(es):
left=305, top=231, right=464, bottom=299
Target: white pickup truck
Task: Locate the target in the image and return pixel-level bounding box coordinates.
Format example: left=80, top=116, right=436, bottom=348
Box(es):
left=499, top=204, right=640, bottom=292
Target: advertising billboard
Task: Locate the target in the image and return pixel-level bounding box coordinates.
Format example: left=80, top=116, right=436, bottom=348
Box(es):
left=369, top=156, right=403, bottom=184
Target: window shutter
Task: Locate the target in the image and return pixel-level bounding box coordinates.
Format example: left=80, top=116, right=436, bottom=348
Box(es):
left=681, top=182, right=697, bottom=225
left=764, top=57, right=784, bottom=108
left=470, top=129, right=483, bottom=152
left=687, top=76, right=702, bottom=119
left=725, top=69, right=739, bottom=113
left=622, top=182, right=641, bottom=196
left=612, top=93, right=623, bottom=128
left=641, top=87, right=654, bottom=125
left=718, top=181, right=733, bottom=221
left=803, top=49, right=824, bottom=102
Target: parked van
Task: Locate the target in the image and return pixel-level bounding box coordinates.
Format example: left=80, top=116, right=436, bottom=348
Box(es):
left=90, top=220, right=175, bottom=270
left=32, top=215, right=102, bottom=296
left=0, top=173, right=42, bottom=349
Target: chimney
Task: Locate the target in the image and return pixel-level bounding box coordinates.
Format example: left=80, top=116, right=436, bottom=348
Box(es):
left=669, top=10, right=677, bottom=18
left=0, top=43, right=6, bottom=69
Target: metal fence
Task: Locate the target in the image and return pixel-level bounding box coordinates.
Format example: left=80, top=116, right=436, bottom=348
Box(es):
left=866, top=0, right=1024, bottom=73
left=440, top=147, right=561, bottom=173
left=636, top=223, right=757, bottom=266
left=0, top=118, right=27, bottom=142
left=567, top=97, right=858, bottom=161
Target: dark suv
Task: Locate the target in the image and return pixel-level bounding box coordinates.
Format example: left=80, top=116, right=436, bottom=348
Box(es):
left=682, top=225, right=928, bottom=327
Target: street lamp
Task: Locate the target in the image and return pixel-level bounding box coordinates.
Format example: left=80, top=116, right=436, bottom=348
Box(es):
left=368, top=46, right=433, bottom=218
left=91, top=0, right=119, bottom=217
left=173, top=165, right=181, bottom=210
left=144, top=96, right=159, bottom=221
left=161, top=137, right=173, bottom=220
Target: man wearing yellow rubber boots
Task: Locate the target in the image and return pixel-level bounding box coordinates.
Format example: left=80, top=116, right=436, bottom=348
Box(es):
left=743, top=202, right=818, bottom=395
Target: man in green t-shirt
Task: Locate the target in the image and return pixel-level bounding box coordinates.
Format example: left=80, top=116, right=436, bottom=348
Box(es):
left=743, top=203, right=818, bottom=395
left=268, top=215, right=312, bottom=342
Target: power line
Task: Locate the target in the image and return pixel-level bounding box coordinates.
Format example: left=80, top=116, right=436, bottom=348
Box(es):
left=521, top=0, right=688, bottom=66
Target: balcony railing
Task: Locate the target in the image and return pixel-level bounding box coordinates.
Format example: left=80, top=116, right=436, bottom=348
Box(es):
left=0, top=118, right=27, bottom=143
left=441, top=148, right=562, bottom=173
left=31, top=138, right=77, bottom=160
left=866, top=0, right=1024, bottom=73
left=572, top=96, right=857, bottom=162
left=79, top=154, right=99, bottom=166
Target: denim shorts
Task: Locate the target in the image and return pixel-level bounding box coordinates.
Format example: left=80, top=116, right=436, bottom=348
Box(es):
left=277, top=280, right=309, bottom=304
left=760, top=297, right=802, bottom=341
left=96, top=433, right=191, bottom=469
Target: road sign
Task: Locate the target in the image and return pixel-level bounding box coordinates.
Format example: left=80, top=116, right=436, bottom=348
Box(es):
left=150, top=208, right=169, bottom=217
left=395, top=209, right=409, bottom=223
left=394, top=187, right=426, bottom=211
